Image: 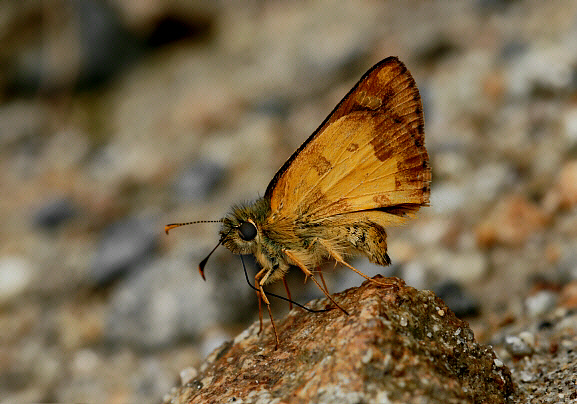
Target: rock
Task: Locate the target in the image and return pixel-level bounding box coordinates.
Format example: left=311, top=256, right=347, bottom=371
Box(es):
left=162, top=276, right=514, bottom=403
left=429, top=249, right=489, bottom=283
left=33, top=197, right=76, bottom=229
left=557, top=160, right=577, bottom=209
left=504, top=334, right=534, bottom=357
left=89, top=216, right=159, bottom=285
left=492, top=310, right=577, bottom=402
left=0, top=256, right=33, bottom=305
left=559, top=281, right=577, bottom=309
left=563, top=107, right=577, bottom=146
left=524, top=290, right=558, bottom=317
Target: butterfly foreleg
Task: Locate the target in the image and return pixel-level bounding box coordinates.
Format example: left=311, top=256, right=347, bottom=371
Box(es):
left=283, top=249, right=348, bottom=315
left=254, top=268, right=280, bottom=349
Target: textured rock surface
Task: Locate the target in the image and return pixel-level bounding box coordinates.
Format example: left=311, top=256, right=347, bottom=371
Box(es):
left=491, top=307, right=577, bottom=402
left=163, top=276, right=513, bottom=404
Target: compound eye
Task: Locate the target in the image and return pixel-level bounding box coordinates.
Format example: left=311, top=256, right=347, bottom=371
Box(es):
left=238, top=221, right=257, bottom=241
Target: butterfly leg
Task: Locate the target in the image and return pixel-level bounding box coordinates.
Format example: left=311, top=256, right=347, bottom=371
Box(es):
left=318, top=269, right=329, bottom=294
left=284, top=250, right=349, bottom=315
left=282, top=277, right=293, bottom=310
left=317, top=239, right=399, bottom=291
left=254, top=267, right=280, bottom=349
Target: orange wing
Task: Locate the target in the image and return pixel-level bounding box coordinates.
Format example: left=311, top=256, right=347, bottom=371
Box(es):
left=265, top=57, right=430, bottom=225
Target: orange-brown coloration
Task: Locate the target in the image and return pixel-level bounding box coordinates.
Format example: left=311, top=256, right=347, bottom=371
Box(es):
left=166, top=57, right=431, bottom=349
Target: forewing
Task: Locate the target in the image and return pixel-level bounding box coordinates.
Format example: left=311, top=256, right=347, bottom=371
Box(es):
left=266, top=57, right=430, bottom=225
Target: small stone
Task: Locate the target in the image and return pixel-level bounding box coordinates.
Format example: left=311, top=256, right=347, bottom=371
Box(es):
left=33, top=197, right=76, bottom=229
left=519, top=371, right=535, bottom=383
left=400, top=261, right=427, bottom=290
left=471, top=162, right=514, bottom=203
left=0, top=256, right=33, bottom=305
left=518, top=331, right=535, bottom=349
left=525, top=290, right=558, bottom=317
left=557, top=160, right=577, bottom=209
left=90, top=216, right=159, bottom=285
left=430, top=250, right=489, bottom=284
left=180, top=367, right=198, bottom=386
left=559, top=281, right=577, bottom=309
left=563, top=107, right=577, bottom=146
left=504, top=335, right=534, bottom=357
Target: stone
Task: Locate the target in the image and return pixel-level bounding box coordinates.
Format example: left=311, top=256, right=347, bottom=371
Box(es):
left=504, top=334, right=534, bottom=357
left=525, top=290, right=558, bottom=317
left=33, top=197, right=76, bottom=229
left=559, top=281, right=577, bottom=309
left=0, top=256, right=33, bottom=305
left=476, top=194, right=548, bottom=248
left=89, top=216, right=159, bottom=285
left=557, top=160, right=577, bottom=209
left=162, top=276, right=514, bottom=403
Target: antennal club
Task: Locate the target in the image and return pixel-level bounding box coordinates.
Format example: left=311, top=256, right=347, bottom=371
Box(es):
left=198, top=235, right=228, bottom=280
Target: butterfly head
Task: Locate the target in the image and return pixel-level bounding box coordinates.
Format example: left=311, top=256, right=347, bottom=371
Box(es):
left=220, top=198, right=270, bottom=255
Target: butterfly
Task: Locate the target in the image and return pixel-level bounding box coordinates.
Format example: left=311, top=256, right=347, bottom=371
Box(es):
left=166, top=56, right=431, bottom=348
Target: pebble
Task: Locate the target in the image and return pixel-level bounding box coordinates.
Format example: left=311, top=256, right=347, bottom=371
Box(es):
left=89, top=216, right=159, bottom=285
left=557, top=160, right=577, bottom=208
left=525, top=290, right=559, bottom=317
left=429, top=249, right=489, bottom=284
left=505, top=44, right=575, bottom=98
left=429, top=183, right=467, bottom=215
left=33, top=197, right=76, bottom=229
left=559, top=281, right=577, bottom=309
left=563, top=107, right=577, bottom=146
left=180, top=367, right=198, bottom=386
left=504, top=335, right=534, bottom=357
left=0, top=256, right=33, bottom=305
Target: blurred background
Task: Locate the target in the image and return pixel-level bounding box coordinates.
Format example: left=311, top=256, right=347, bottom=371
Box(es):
left=2, top=0, right=577, bottom=402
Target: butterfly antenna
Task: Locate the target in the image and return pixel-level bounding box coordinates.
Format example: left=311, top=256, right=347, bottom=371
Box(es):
left=197, top=227, right=233, bottom=281
left=164, top=220, right=223, bottom=235
left=240, top=256, right=330, bottom=313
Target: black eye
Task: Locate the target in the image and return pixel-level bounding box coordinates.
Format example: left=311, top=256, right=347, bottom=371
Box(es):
left=238, top=221, right=257, bottom=241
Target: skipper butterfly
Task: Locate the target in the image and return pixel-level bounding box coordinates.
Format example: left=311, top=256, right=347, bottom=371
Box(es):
left=166, top=57, right=431, bottom=348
